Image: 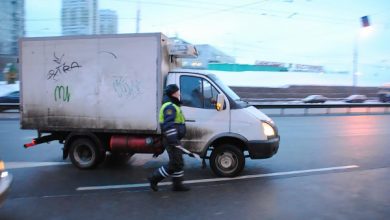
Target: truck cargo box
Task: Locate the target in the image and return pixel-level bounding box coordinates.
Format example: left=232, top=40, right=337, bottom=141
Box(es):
left=20, top=33, right=171, bottom=133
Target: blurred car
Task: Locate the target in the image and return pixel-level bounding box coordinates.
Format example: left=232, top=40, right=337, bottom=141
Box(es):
left=0, top=91, right=19, bottom=103
left=377, top=83, right=390, bottom=102
left=378, top=93, right=390, bottom=103
left=344, top=94, right=367, bottom=103
left=0, top=160, right=12, bottom=207
left=302, top=95, right=328, bottom=103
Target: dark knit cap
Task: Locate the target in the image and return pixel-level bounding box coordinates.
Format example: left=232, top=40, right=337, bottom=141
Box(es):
left=165, top=84, right=179, bottom=97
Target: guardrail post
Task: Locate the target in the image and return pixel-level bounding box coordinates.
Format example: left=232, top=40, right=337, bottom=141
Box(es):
left=304, top=108, right=308, bottom=115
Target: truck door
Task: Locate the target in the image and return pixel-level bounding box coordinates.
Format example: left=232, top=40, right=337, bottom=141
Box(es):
left=178, top=75, right=230, bottom=154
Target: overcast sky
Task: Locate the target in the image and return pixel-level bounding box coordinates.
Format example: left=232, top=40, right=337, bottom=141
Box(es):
left=25, top=0, right=390, bottom=73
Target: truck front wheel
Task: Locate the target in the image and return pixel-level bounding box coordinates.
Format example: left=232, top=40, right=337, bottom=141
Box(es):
left=69, top=138, right=103, bottom=169
left=210, top=144, right=245, bottom=177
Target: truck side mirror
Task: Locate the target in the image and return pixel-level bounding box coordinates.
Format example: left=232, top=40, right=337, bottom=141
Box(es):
left=215, top=94, right=225, bottom=111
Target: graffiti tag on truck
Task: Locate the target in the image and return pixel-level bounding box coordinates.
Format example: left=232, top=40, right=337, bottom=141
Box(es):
left=112, top=76, right=142, bottom=99
left=47, top=52, right=82, bottom=81
left=54, top=85, right=71, bottom=102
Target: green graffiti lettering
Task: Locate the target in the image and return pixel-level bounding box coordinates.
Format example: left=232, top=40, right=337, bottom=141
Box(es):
left=54, top=85, right=71, bottom=102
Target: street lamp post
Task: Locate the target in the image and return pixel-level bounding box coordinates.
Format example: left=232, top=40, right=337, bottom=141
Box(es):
left=352, top=34, right=359, bottom=94
left=352, top=16, right=370, bottom=94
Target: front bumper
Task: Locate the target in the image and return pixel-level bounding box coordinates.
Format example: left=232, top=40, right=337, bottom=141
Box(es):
left=0, top=171, right=13, bottom=206
left=247, top=136, right=280, bottom=159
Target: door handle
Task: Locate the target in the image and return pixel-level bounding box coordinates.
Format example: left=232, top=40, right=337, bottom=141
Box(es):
left=185, top=119, right=196, bottom=122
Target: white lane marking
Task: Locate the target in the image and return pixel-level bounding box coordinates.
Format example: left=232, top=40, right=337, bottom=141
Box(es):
left=5, top=162, right=71, bottom=169
left=77, top=165, right=359, bottom=191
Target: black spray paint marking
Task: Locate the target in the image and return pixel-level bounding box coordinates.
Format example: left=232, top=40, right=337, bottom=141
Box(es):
left=47, top=52, right=82, bottom=81
left=99, top=51, right=117, bottom=59
left=54, top=85, right=71, bottom=102
left=53, top=53, right=64, bottom=64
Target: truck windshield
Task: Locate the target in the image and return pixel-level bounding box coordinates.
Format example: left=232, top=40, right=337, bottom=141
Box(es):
left=208, top=74, right=240, bottom=101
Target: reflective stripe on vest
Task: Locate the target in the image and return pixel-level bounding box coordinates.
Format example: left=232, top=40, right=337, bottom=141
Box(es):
left=159, top=102, right=185, bottom=124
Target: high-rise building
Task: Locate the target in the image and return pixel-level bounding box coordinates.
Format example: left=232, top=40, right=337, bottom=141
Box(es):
left=61, top=0, right=99, bottom=36
left=99, top=9, right=118, bottom=34
left=0, top=0, right=25, bottom=55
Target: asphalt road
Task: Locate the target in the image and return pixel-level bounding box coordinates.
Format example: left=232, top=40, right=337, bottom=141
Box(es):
left=0, top=114, right=390, bottom=220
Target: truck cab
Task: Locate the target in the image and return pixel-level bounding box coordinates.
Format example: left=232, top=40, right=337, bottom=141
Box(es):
left=166, top=69, right=279, bottom=176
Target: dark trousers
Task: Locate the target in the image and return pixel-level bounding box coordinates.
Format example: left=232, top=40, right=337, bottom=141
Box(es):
left=165, top=141, right=184, bottom=174
left=154, top=138, right=184, bottom=178
left=149, top=138, right=189, bottom=191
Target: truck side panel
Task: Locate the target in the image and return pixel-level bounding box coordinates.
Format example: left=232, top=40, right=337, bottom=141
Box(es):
left=20, top=34, right=163, bottom=133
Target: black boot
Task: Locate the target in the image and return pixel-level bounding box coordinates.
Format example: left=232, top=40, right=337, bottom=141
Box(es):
left=172, top=177, right=190, bottom=192
left=148, top=169, right=165, bottom=192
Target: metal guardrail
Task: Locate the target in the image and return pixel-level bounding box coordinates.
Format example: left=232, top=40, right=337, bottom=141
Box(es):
left=252, top=103, right=390, bottom=108
left=0, top=103, right=19, bottom=112
left=252, top=103, right=390, bottom=115
left=246, top=98, right=362, bottom=102
left=244, top=97, right=379, bottom=102
left=2, top=103, right=390, bottom=114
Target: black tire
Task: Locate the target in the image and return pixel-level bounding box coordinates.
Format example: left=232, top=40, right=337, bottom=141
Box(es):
left=210, top=144, right=245, bottom=177
left=69, top=138, right=103, bottom=169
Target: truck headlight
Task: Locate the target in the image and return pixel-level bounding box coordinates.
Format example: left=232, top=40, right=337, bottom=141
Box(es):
left=262, top=121, right=276, bottom=138
left=1, top=171, right=9, bottom=178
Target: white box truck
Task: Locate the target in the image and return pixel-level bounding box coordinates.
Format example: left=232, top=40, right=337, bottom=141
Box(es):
left=20, top=33, right=279, bottom=177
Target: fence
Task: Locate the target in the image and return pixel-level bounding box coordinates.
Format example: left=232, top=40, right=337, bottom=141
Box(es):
left=2, top=103, right=390, bottom=116
left=252, top=103, right=390, bottom=116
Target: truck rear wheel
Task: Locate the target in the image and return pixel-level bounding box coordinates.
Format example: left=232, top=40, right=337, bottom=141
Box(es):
left=210, top=144, right=245, bottom=177
left=69, top=138, right=103, bottom=169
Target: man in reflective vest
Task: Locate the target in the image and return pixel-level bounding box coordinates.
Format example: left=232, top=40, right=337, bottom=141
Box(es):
left=148, top=84, right=190, bottom=191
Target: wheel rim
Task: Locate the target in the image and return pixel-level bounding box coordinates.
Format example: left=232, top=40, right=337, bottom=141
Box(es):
left=74, top=144, right=96, bottom=167
left=216, top=152, right=238, bottom=174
